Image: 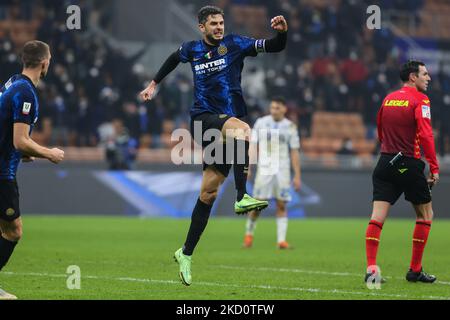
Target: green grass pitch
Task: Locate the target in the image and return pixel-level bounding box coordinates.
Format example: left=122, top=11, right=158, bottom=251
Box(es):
left=1, top=216, right=449, bottom=300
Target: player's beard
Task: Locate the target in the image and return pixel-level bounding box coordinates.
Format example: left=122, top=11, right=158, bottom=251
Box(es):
left=205, top=33, right=222, bottom=46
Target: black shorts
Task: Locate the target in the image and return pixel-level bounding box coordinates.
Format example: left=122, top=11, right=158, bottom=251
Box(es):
left=372, top=154, right=431, bottom=205
left=190, top=112, right=235, bottom=177
left=0, top=179, right=21, bottom=222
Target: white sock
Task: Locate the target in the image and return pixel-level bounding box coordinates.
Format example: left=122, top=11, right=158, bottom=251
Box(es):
left=246, top=217, right=257, bottom=236
left=277, top=217, right=288, bottom=243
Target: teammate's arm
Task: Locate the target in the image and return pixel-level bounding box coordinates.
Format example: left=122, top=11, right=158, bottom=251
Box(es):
left=290, top=148, right=301, bottom=191
left=13, top=123, right=64, bottom=164
left=140, top=50, right=182, bottom=101
left=414, top=102, right=439, bottom=184
left=289, top=123, right=301, bottom=191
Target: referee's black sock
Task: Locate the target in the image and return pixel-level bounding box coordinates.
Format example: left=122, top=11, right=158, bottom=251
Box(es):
left=0, top=234, right=18, bottom=271
left=183, top=198, right=213, bottom=256
left=234, top=139, right=249, bottom=202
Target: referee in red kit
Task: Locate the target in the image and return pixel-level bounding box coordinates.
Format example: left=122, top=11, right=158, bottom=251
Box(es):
left=365, top=60, right=439, bottom=284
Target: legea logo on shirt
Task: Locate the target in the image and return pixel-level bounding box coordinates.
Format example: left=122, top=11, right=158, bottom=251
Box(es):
left=22, top=102, right=31, bottom=115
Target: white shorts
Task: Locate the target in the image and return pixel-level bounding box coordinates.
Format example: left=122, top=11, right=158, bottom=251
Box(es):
left=253, top=171, right=291, bottom=202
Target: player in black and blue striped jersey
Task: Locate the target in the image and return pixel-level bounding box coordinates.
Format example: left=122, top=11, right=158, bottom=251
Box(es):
left=0, top=41, right=64, bottom=299
left=140, top=6, right=288, bottom=286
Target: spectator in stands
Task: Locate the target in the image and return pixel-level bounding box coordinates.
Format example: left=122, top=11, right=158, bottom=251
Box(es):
left=340, top=50, right=369, bottom=112
left=105, top=119, right=138, bottom=170
left=338, top=138, right=356, bottom=155
left=1, top=0, right=446, bottom=157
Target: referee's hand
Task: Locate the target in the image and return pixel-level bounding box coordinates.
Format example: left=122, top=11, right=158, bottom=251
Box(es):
left=427, top=173, right=439, bottom=187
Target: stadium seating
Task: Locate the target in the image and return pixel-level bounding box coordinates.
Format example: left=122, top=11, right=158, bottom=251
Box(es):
left=400, top=0, right=450, bottom=39
left=301, top=112, right=376, bottom=159
left=1, top=0, right=448, bottom=158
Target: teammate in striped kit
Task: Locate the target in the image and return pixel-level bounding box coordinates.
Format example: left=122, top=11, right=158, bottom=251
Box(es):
left=0, top=41, right=64, bottom=299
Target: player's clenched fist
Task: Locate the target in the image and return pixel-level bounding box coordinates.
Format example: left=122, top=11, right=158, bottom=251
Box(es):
left=140, top=80, right=158, bottom=101
left=271, top=15, right=288, bottom=33
left=49, top=148, right=64, bottom=164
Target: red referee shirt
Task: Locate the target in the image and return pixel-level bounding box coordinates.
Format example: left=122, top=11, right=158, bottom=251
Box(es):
left=377, top=85, right=439, bottom=174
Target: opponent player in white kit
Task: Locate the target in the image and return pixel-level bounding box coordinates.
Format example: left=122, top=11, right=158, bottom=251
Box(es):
left=243, top=97, right=301, bottom=249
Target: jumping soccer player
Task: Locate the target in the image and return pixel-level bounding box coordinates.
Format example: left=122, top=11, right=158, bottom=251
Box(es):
left=0, top=40, right=65, bottom=299
left=243, top=97, right=301, bottom=249
left=365, top=60, right=439, bottom=284
left=140, top=6, right=288, bottom=286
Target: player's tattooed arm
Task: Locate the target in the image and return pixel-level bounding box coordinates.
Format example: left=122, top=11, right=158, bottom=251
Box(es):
left=140, top=51, right=181, bottom=101
left=13, top=123, right=64, bottom=164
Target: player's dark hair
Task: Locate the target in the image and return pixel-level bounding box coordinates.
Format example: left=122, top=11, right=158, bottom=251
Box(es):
left=21, top=40, right=50, bottom=68
left=198, top=6, right=224, bottom=25
left=271, top=96, right=286, bottom=105
left=399, top=60, right=425, bottom=82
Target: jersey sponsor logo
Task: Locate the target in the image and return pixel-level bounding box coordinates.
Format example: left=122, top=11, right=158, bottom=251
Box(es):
left=422, top=105, right=431, bottom=119
left=218, top=45, right=228, bottom=56
left=22, top=102, right=32, bottom=115
left=194, top=58, right=227, bottom=73
left=384, top=99, right=409, bottom=107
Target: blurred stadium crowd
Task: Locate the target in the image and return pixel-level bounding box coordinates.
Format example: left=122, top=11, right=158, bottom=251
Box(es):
left=1, top=0, right=450, bottom=158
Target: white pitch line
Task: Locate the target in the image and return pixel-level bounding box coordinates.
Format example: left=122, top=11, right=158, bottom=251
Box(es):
left=215, top=265, right=450, bottom=286
left=215, top=265, right=363, bottom=277
left=11, top=259, right=449, bottom=287
left=1, top=271, right=449, bottom=300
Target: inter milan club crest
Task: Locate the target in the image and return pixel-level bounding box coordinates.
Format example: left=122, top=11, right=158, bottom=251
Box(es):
left=218, top=45, right=228, bottom=56
left=204, top=51, right=213, bottom=59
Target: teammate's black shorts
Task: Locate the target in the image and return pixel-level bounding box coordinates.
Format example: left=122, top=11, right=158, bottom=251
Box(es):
left=0, top=179, right=21, bottom=222
left=372, top=153, right=431, bottom=205
left=190, top=112, right=235, bottom=177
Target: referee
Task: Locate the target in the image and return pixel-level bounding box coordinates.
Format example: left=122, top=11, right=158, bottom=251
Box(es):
left=365, top=60, right=439, bottom=284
